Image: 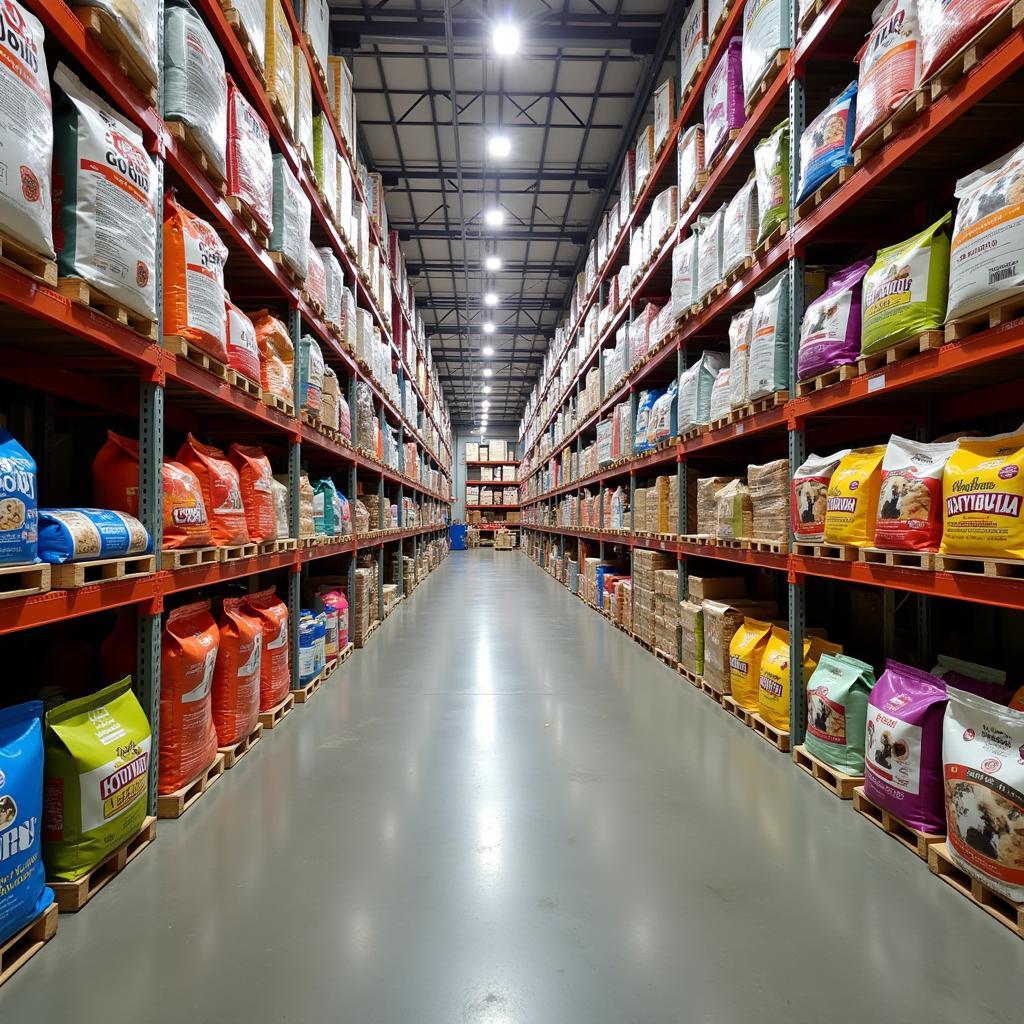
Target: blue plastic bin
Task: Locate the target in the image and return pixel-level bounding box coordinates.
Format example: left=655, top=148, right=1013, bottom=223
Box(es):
left=450, top=524, right=467, bottom=550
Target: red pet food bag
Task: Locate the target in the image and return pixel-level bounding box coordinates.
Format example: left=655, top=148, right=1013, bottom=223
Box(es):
left=225, top=77, right=272, bottom=234
left=919, top=0, right=1011, bottom=82
left=226, top=301, right=260, bottom=385
left=874, top=436, right=958, bottom=550
left=243, top=589, right=290, bottom=710
left=177, top=435, right=250, bottom=546
left=229, top=443, right=275, bottom=543
left=212, top=597, right=262, bottom=746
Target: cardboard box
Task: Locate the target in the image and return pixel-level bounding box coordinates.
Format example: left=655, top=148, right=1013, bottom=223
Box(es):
left=687, top=575, right=746, bottom=602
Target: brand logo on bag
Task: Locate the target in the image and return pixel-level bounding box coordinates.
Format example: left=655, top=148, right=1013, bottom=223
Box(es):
left=945, top=491, right=1022, bottom=519
left=0, top=1, right=39, bottom=74
left=963, top=728, right=976, bottom=741
left=981, top=757, right=1002, bottom=774
left=0, top=812, right=36, bottom=864
left=999, top=464, right=1019, bottom=480
left=827, top=496, right=856, bottom=513
left=99, top=750, right=149, bottom=801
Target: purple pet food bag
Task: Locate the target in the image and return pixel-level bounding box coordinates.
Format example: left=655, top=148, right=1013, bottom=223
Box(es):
left=797, top=259, right=870, bottom=380
left=863, top=660, right=947, bottom=833
left=704, top=37, right=746, bottom=164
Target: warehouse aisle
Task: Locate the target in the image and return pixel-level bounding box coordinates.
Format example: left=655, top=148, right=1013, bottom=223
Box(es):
left=3, top=551, right=1019, bottom=1023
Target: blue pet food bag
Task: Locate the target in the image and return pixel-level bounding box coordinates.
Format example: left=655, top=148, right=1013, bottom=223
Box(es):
left=298, top=612, right=318, bottom=684
left=0, top=429, right=38, bottom=566
left=37, top=509, right=152, bottom=564
left=797, top=82, right=857, bottom=203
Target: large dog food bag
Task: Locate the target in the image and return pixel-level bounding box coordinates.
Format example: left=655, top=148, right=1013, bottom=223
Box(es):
left=303, top=0, right=331, bottom=74
left=78, top=1, right=159, bottom=85
left=300, top=335, right=325, bottom=414
left=633, top=389, right=663, bottom=453
left=53, top=65, right=157, bottom=321
left=730, top=617, right=773, bottom=709
left=704, top=36, right=746, bottom=163
left=314, top=113, right=338, bottom=219
left=754, top=119, right=788, bottom=241
left=919, top=0, right=1012, bottom=82
left=226, top=302, right=260, bottom=385
left=804, top=653, right=876, bottom=773
left=672, top=234, right=699, bottom=316
left=757, top=626, right=792, bottom=727
left=43, top=678, right=151, bottom=880
left=177, top=435, right=250, bottom=546
left=270, top=477, right=288, bottom=539
left=947, top=143, right=1024, bottom=322
left=0, top=428, right=38, bottom=565
left=318, top=247, right=344, bottom=329
left=861, top=214, right=950, bottom=354
left=942, top=687, right=1024, bottom=901
left=0, top=0, right=53, bottom=259
left=244, top=589, right=291, bottom=709
left=38, top=509, right=150, bottom=563
left=797, top=82, right=857, bottom=203
left=792, top=451, right=849, bottom=541
left=824, top=445, right=886, bottom=546
left=875, top=436, right=958, bottom=550
left=160, top=601, right=220, bottom=794
left=252, top=310, right=295, bottom=407
left=0, top=700, right=53, bottom=942
left=940, top=428, right=1024, bottom=559
left=723, top=176, right=759, bottom=277
left=163, top=0, right=227, bottom=177
left=294, top=44, right=313, bottom=166
left=853, top=0, right=921, bottom=150
left=163, top=195, right=229, bottom=361
left=747, top=270, right=789, bottom=400
left=728, top=308, right=753, bottom=408
left=680, top=0, right=706, bottom=95
left=265, top=0, right=295, bottom=135
left=305, top=248, right=328, bottom=316
left=797, top=260, right=869, bottom=380
left=225, top=0, right=265, bottom=73
left=697, top=207, right=725, bottom=299
left=271, top=154, right=311, bottom=280
left=709, top=367, right=733, bottom=421
left=716, top=479, right=752, bottom=540
left=679, top=352, right=728, bottom=431
left=677, top=124, right=706, bottom=205
left=229, top=444, right=275, bottom=543
left=212, top=598, right=262, bottom=746
left=741, top=0, right=790, bottom=106
left=933, top=654, right=1008, bottom=701
left=226, top=78, right=273, bottom=235
left=864, top=661, right=948, bottom=832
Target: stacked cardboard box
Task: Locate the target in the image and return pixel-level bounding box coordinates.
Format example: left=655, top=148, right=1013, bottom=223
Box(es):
left=654, top=569, right=680, bottom=659
left=702, top=596, right=778, bottom=696
left=633, top=487, right=650, bottom=531
left=491, top=439, right=508, bottom=461
left=632, top=549, right=674, bottom=645
left=696, top=477, right=736, bottom=535
left=467, top=441, right=479, bottom=461
left=748, top=459, right=790, bottom=543
left=351, top=567, right=375, bottom=646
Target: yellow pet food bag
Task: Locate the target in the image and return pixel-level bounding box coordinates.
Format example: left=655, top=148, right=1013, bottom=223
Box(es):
left=265, top=0, right=295, bottom=136
left=940, top=429, right=1024, bottom=559
left=759, top=631, right=844, bottom=730
left=824, top=446, right=886, bottom=546
left=729, top=618, right=772, bottom=709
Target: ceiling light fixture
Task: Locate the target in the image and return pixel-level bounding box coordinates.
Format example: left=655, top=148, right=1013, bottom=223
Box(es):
left=483, top=384, right=492, bottom=393
left=484, top=255, right=502, bottom=271
left=483, top=367, right=493, bottom=377
left=484, top=207, right=504, bottom=227
left=488, top=135, right=511, bottom=158
left=482, top=400, right=490, bottom=410
left=482, top=345, right=495, bottom=356
left=482, top=323, right=495, bottom=335
left=483, top=292, right=499, bottom=306
left=491, top=22, right=520, bottom=56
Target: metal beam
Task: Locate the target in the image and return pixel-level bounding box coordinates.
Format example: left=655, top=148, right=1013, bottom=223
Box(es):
left=354, top=87, right=638, bottom=100
left=427, top=325, right=552, bottom=336
left=410, top=262, right=576, bottom=276
left=381, top=166, right=606, bottom=183
left=397, top=226, right=588, bottom=243
left=418, top=298, right=563, bottom=310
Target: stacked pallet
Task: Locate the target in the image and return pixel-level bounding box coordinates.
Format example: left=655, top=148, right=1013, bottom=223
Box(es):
left=632, top=549, right=674, bottom=646
left=654, top=569, right=680, bottom=659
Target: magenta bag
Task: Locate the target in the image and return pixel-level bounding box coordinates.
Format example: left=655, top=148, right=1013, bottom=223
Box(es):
left=704, top=37, right=746, bottom=163
left=863, top=661, right=947, bottom=833
left=797, top=260, right=870, bottom=380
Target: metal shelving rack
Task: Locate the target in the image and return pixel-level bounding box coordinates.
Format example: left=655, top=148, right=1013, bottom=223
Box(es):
left=6, top=0, right=454, bottom=813
left=464, top=454, right=521, bottom=532
left=516, top=0, right=1024, bottom=746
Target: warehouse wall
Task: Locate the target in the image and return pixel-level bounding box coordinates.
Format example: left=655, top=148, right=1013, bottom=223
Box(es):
left=453, top=430, right=518, bottom=521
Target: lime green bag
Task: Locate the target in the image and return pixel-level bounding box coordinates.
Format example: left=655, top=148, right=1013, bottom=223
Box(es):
left=43, top=678, right=151, bottom=881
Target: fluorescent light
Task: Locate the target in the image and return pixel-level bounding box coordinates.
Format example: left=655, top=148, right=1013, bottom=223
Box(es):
left=483, top=292, right=499, bottom=306
left=483, top=384, right=492, bottom=393
left=482, top=345, right=495, bottom=356
left=492, top=22, right=520, bottom=55
left=482, top=323, right=495, bottom=335
left=484, top=208, right=504, bottom=227
left=482, top=400, right=490, bottom=410
left=488, top=135, right=511, bottom=158
left=483, top=367, right=493, bottom=377
left=484, top=255, right=502, bottom=271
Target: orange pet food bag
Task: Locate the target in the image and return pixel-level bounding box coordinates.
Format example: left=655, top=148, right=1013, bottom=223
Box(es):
left=243, top=588, right=290, bottom=710
left=177, top=435, right=250, bottom=546
left=160, top=601, right=220, bottom=794
left=229, top=444, right=275, bottom=543
left=211, top=598, right=262, bottom=746
left=251, top=309, right=294, bottom=406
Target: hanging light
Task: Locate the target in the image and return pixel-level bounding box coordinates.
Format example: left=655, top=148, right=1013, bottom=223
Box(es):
left=488, top=135, right=511, bottom=158
left=484, top=255, right=502, bottom=271
left=483, top=367, right=493, bottom=377
left=482, top=323, right=495, bottom=335
left=484, top=208, right=505, bottom=227
left=483, top=292, right=499, bottom=306
left=491, top=22, right=520, bottom=56
left=483, top=384, right=493, bottom=393
left=482, top=345, right=495, bottom=356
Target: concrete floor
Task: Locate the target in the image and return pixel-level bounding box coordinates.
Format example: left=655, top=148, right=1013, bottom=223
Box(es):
left=2, top=550, right=1020, bottom=1022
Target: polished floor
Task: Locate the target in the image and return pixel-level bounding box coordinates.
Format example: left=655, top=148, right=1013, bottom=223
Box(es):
left=3, top=551, right=1020, bottom=1023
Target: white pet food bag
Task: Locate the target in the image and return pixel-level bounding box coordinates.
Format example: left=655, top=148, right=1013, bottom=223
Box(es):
left=679, top=351, right=728, bottom=431
left=680, top=1, right=706, bottom=96
left=709, top=366, right=733, bottom=421
left=947, top=143, right=1024, bottom=322
left=318, top=247, right=343, bottom=329
left=697, top=207, right=726, bottom=300
left=677, top=124, right=706, bottom=206
left=729, top=308, right=754, bottom=409
left=741, top=0, right=791, bottom=106
left=723, top=176, right=759, bottom=277
left=303, top=0, right=331, bottom=74
left=0, top=0, right=54, bottom=258
left=163, top=0, right=228, bottom=178
left=270, top=154, right=311, bottom=280
left=672, top=234, right=699, bottom=317
left=747, top=270, right=789, bottom=400
left=53, top=65, right=157, bottom=321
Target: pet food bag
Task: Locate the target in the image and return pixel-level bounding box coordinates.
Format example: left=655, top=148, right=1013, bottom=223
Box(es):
left=297, top=473, right=315, bottom=537
left=270, top=477, right=289, bottom=538
left=177, top=435, right=250, bottom=546
left=804, top=652, right=877, bottom=773
left=709, top=367, right=733, bottom=421
left=875, top=435, right=958, bottom=550
left=0, top=428, right=38, bottom=565
left=163, top=195, right=229, bottom=361
left=160, top=601, right=219, bottom=794
left=797, top=82, right=857, bottom=203
left=704, top=36, right=746, bottom=162
left=864, top=661, right=948, bottom=832
left=824, top=445, right=886, bottom=546
left=43, top=679, right=151, bottom=880
left=0, top=701, right=52, bottom=942
left=271, top=155, right=311, bottom=280
left=680, top=0, right=706, bottom=95
left=797, top=260, right=870, bottom=379
left=265, top=0, right=294, bottom=135
left=729, top=617, right=773, bottom=710
left=294, top=45, right=313, bottom=166
left=754, top=119, right=788, bottom=241
left=78, top=1, right=159, bottom=85
left=672, top=234, right=699, bottom=316
left=37, top=509, right=150, bottom=564
left=792, top=450, right=850, bottom=541
left=298, top=613, right=318, bottom=684
left=318, top=248, right=344, bottom=329
left=647, top=382, right=678, bottom=445
left=224, top=0, right=265, bottom=72
left=303, top=0, right=330, bottom=73
left=723, top=176, right=759, bottom=277
left=633, top=390, right=663, bottom=453
left=861, top=214, right=951, bottom=354
left=300, top=335, right=324, bottom=413
left=757, top=626, right=792, bottom=727
left=226, top=78, right=272, bottom=235
left=728, top=308, right=753, bottom=408
left=741, top=0, right=791, bottom=106
left=322, top=589, right=349, bottom=649
left=212, top=598, right=262, bottom=746
left=53, top=65, right=157, bottom=321
left=747, top=270, right=789, bottom=400
left=715, top=479, right=753, bottom=540
left=321, top=365, right=340, bottom=431
left=697, top=207, right=725, bottom=299
left=679, top=352, right=728, bottom=431
left=919, top=0, right=1012, bottom=81
left=942, top=686, right=1024, bottom=901
left=677, top=124, right=706, bottom=205
left=933, top=654, right=1008, bottom=701
left=245, top=589, right=291, bottom=708
left=314, top=113, right=338, bottom=218
left=940, top=429, right=1024, bottom=559
left=229, top=444, right=275, bottom=543
left=252, top=309, right=295, bottom=406
left=947, top=143, right=1024, bottom=322
left=226, top=302, right=260, bottom=385
left=853, top=0, right=922, bottom=149
left=163, top=0, right=227, bottom=177
left=313, top=478, right=343, bottom=535
left=0, top=0, right=53, bottom=259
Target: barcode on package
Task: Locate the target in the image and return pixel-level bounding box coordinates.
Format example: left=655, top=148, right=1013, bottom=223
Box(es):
left=989, top=262, right=1017, bottom=284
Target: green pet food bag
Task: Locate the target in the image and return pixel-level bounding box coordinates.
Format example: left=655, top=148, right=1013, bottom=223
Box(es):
left=754, top=119, right=788, bottom=242
left=804, top=652, right=876, bottom=774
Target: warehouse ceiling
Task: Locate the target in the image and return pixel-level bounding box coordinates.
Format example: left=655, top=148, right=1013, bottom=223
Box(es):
left=329, top=0, right=676, bottom=428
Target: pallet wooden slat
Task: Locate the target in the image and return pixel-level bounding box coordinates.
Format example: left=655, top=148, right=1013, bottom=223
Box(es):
left=56, top=277, right=158, bottom=340
left=73, top=6, right=159, bottom=103
left=793, top=744, right=862, bottom=798
left=218, top=721, right=264, bottom=768
left=795, top=362, right=858, bottom=397
left=852, top=787, right=943, bottom=860
left=0, top=562, right=50, bottom=600
left=165, top=120, right=227, bottom=193
left=752, top=712, right=791, bottom=752
left=0, top=230, right=57, bottom=287
left=0, top=904, right=58, bottom=989
left=722, top=694, right=755, bottom=725
left=156, top=753, right=226, bottom=819
left=164, top=335, right=230, bottom=380
left=928, top=842, right=1024, bottom=938
left=258, top=691, right=295, bottom=730
left=261, top=391, right=296, bottom=417
left=700, top=679, right=724, bottom=704
left=50, top=553, right=156, bottom=590
left=945, top=294, right=1024, bottom=343
left=220, top=542, right=259, bottom=562
left=857, top=331, right=943, bottom=374
left=161, top=546, right=222, bottom=569
left=291, top=672, right=322, bottom=704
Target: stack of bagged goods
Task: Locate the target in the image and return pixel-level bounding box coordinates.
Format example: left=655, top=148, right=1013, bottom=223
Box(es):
left=797, top=261, right=869, bottom=380
left=351, top=568, right=374, bottom=645
left=226, top=79, right=273, bottom=237
left=679, top=598, right=704, bottom=678
left=654, top=569, right=680, bottom=659
left=875, top=435, right=957, bottom=551
left=36, top=509, right=150, bottom=565
left=714, top=479, right=752, bottom=540
left=747, top=270, right=789, bottom=401
left=696, top=476, right=735, bottom=536
left=177, top=435, right=250, bottom=548
left=823, top=446, right=886, bottom=547
left=230, top=444, right=277, bottom=544
left=804, top=653, right=877, bottom=773
left=225, top=303, right=261, bottom=388
left=0, top=429, right=38, bottom=567
left=270, top=154, right=310, bottom=280
left=212, top=598, right=263, bottom=746
left=252, top=310, right=294, bottom=409
left=740, top=0, right=790, bottom=108
left=244, top=589, right=290, bottom=711
left=706, top=596, right=775, bottom=696
left=791, top=450, right=848, bottom=544
left=631, top=549, right=674, bottom=647
left=747, top=460, right=790, bottom=542
left=754, top=119, right=788, bottom=242
left=797, top=82, right=857, bottom=204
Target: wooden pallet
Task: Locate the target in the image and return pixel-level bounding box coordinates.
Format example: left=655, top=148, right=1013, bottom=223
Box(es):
left=165, top=121, right=227, bottom=194
left=795, top=361, right=858, bottom=396
left=57, top=277, right=157, bottom=340
left=157, top=753, right=226, bottom=819
left=0, top=903, right=58, bottom=989
left=792, top=541, right=861, bottom=561
left=161, top=545, right=221, bottom=569
left=220, top=542, right=259, bottom=562
left=222, top=5, right=266, bottom=85
left=852, top=787, right=943, bottom=860
left=50, top=553, right=155, bottom=589
left=258, top=537, right=299, bottom=554
left=258, top=691, right=295, bottom=730
left=853, top=90, right=930, bottom=166
left=706, top=129, right=741, bottom=175
left=744, top=50, right=790, bottom=115
left=857, top=331, right=944, bottom=374
left=261, top=390, right=296, bottom=417
left=746, top=538, right=789, bottom=554
left=0, top=229, right=57, bottom=287
left=50, top=816, right=156, bottom=912
left=269, top=248, right=306, bottom=285
left=858, top=547, right=935, bottom=570
left=944, top=294, right=1024, bottom=343
left=798, top=0, right=827, bottom=34
left=303, top=291, right=326, bottom=319
left=928, top=842, right=1024, bottom=938
left=218, top=721, right=264, bottom=768
left=709, top=0, right=737, bottom=43
left=793, top=744, right=862, bottom=799
left=678, top=665, right=703, bottom=688
left=228, top=368, right=262, bottom=398
left=653, top=647, right=678, bottom=670
left=933, top=552, right=1024, bottom=579
left=753, top=220, right=787, bottom=261
left=722, top=255, right=754, bottom=289
left=679, top=172, right=708, bottom=212
left=305, top=35, right=329, bottom=91
left=0, top=561, right=50, bottom=600
left=291, top=672, right=322, bottom=704
left=164, top=335, right=230, bottom=380
left=752, top=713, right=791, bottom=752
left=722, top=694, right=755, bottom=726
left=700, top=678, right=724, bottom=704
left=73, top=6, right=158, bottom=103
left=795, top=164, right=854, bottom=221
